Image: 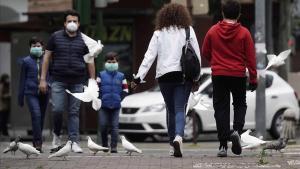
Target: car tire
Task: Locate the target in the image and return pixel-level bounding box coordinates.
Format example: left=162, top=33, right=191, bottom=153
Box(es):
left=184, top=110, right=202, bottom=141
left=125, top=134, right=149, bottom=142
left=269, top=109, right=285, bottom=139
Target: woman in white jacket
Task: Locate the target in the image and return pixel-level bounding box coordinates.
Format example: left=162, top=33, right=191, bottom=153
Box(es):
left=131, top=3, right=201, bottom=157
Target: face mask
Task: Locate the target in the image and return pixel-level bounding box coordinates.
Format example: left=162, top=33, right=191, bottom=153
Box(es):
left=66, top=22, right=78, bottom=32
left=105, top=63, right=118, bottom=72
left=30, top=47, right=43, bottom=57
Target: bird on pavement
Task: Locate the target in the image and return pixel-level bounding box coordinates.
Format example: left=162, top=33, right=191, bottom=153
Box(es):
left=241, top=129, right=268, bottom=150
left=120, top=135, right=142, bottom=156
left=263, top=138, right=288, bottom=152
left=17, top=142, right=40, bottom=159
left=48, top=141, right=72, bottom=160
left=265, top=49, right=291, bottom=70
left=66, top=78, right=101, bottom=111
left=87, top=136, right=109, bottom=155
left=2, top=136, right=20, bottom=155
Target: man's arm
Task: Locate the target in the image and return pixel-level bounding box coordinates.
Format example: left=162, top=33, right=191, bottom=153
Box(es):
left=39, top=50, right=52, bottom=93
left=87, top=62, right=95, bottom=79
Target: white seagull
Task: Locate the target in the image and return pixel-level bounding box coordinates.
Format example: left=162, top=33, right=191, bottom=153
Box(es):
left=87, top=136, right=109, bottom=155
left=265, top=49, right=291, bottom=70
left=241, top=129, right=267, bottom=150
left=2, top=136, right=20, bottom=155
left=66, top=78, right=102, bottom=110
left=81, top=33, right=103, bottom=63
left=48, top=141, right=72, bottom=160
left=120, top=136, right=142, bottom=156
left=17, top=142, right=40, bottom=159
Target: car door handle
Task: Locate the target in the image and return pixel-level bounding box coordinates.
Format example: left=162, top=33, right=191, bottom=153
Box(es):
left=271, top=95, right=278, bottom=99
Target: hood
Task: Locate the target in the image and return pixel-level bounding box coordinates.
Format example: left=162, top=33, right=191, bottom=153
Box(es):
left=216, top=21, right=241, bottom=40
left=121, top=91, right=164, bottom=108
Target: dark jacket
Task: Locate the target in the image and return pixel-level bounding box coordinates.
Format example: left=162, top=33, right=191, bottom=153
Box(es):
left=46, top=30, right=89, bottom=84
left=18, top=55, right=48, bottom=106
left=98, top=70, right=127, bottom=109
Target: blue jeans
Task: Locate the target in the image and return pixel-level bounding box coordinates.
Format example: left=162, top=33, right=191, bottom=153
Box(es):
left=99, top=107, right=120, bottom=148
left=159, top=82, right=192, bottom=145
left=25, top=94, right=48, bottom=144
left=51, top=81, right=83, bottom=142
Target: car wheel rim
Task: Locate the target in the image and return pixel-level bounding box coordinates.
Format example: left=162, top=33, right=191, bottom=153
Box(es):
left=275, top=113, right=283, bottom=135
left=184, top=116, right=198, bottom=140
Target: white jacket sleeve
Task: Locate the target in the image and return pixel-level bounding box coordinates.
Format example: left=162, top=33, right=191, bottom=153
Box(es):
left=135, top=31, right=159, bottom=82
left=190, top=26, right=202, bottom=81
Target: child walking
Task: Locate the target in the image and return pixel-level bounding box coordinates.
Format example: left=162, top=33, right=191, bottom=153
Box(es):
left=18, top=37, right=49, bottom=152
left=97, top=52, right=128, bottom=153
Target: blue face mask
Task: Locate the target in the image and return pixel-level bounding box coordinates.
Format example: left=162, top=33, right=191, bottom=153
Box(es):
left=30, top=47, right=43, bottom=57
left=105, top=63, right=118, bottom=72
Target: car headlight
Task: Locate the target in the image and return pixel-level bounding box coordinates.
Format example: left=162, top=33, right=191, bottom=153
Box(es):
left=142, top=104, right=165, bottom=113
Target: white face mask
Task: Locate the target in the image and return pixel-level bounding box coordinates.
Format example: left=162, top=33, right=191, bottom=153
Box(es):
left=66, top=22, right=78, bottom=32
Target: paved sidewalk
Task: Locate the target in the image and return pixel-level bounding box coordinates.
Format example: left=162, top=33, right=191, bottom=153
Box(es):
left=1, top=139, right=300, bottom=169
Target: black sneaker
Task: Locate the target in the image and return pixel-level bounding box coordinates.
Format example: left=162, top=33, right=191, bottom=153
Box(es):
left=110, top=147, right=118, bottom=153
left=230, top=131, right=242, bottom=155
left=217, top=146, right=227, bottom=157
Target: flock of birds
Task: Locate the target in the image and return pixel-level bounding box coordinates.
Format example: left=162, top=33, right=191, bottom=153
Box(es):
left=2, top=135, right=142, bottom=160
left=2, top=130, right=288, bottom=160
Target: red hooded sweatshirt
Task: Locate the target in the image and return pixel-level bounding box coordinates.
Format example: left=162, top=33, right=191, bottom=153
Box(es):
left=202, top=21, right=257, bottom=84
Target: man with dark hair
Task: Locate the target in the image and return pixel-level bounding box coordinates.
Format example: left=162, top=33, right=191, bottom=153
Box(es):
left=202, top=0, right=257, bottom=157
left=39, top=9, right=96, bottom=153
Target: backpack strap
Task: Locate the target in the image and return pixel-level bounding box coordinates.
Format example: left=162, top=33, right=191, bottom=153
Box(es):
left=185, top=27, right=190, bottom=41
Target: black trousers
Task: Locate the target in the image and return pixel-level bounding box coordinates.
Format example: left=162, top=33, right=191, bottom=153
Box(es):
left=212, top=76, right=247, bottom=145
left=0, top=110, right=9, bottom=136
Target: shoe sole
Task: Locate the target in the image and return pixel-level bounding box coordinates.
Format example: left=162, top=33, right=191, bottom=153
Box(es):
left=217, top=152, right=227, bottom=157
left=231, top=134, right=242, bottom=155
left=173, top=141, right=182, bottom=157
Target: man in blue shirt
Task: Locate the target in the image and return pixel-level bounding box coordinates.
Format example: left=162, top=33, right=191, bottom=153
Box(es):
left=39, top=10, right=95, bottom=153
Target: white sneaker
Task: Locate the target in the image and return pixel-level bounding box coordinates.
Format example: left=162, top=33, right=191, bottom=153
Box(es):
left=173, top=135, right=183, bottom=157
left=169, top=145, right=174, bottom=156
left=52, top=132, right=61, bottom=148
left=72, top=142, right=83, bottom=153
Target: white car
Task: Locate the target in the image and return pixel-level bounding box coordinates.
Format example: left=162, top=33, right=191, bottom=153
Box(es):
left=120, top=68, right=300, bottom=141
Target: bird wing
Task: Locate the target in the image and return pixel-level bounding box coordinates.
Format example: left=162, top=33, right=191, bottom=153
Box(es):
left=49, top=143, right=70, bottom=158
left=242, top=142, right=261, bottom=150
left=18, top=143, right=40, bottom=155
left=92, top=99, right=102, bottom=111
left=66, top=89, right=93, bottom=102
left=265, top=54, right=276, bottom=70
left=3, top=147, right=10, bottom=153
left=81, top=33, right=103, bottom=63
left=241, top=133, right=265, bottom=145
left=277, top=49, right=291, bottom=61
left=123, top=140, right=141, bottom=153
left=88, top=139, right=108, bottom=151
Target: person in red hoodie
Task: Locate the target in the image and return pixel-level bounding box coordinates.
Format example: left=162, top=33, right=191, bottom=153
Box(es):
left=202, top=0, right=257, bottom=157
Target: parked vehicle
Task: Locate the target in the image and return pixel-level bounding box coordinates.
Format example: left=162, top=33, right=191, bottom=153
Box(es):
left=120, top=68, right=300, bottom=141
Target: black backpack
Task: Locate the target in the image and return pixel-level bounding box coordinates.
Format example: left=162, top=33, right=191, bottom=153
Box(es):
left=180, top=27, right=201, bottom=81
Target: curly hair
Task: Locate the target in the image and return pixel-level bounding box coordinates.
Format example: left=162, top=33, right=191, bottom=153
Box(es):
left=155, top=3, right=192, bottom=30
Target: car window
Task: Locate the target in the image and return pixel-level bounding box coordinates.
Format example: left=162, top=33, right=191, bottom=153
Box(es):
left=246, top=74, right=273, bottom=89
left=265, top=74, right=273, bottom=88
left=201, top=83, right=213, bottom=97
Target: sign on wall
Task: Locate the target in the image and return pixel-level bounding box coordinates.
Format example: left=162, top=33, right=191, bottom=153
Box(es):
left=28, top=0, right=73, bottom=13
